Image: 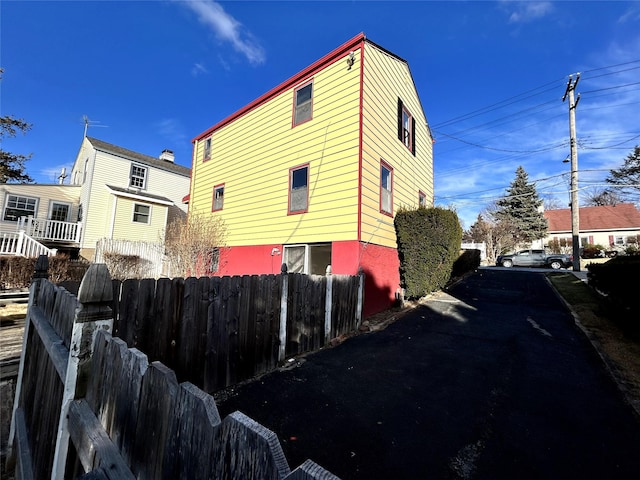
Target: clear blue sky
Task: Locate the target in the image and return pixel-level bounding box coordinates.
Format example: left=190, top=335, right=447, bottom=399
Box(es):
left=2, top=1, right=639, bottom=228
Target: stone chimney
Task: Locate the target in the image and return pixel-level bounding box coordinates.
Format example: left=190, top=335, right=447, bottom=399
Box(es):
left=159, top=149, right=175, bottom=163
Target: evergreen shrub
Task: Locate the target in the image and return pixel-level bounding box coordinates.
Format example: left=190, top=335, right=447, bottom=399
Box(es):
left=588, top=255, right=640, bottom=323
left=394, top=206, right=462, bottom=299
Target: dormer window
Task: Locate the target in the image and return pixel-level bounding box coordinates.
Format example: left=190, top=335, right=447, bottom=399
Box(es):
left=130, top=164, right=147, bottom=189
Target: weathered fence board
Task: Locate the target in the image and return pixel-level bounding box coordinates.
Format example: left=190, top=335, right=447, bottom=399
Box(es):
left=9, top=259, right=344, bottom=479
left=163, top=382, right=221, bottom=479
left=131, top=362, right=179, bottom=480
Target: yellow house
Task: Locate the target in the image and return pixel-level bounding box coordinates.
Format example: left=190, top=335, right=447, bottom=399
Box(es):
left=189, top=34, right=434, bottom=316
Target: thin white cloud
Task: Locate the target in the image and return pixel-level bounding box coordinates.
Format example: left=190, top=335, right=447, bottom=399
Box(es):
left=177, top=0, right=265, bottom=65
left=618, top=6, right=640, bottom=23
left=502, top=1, right=554, bottom=24
left=191, top=62, right=209, bottom=77
left=155, top=118, right=188, bottom=145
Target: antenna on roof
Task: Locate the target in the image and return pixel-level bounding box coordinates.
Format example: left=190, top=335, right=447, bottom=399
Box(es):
left=82, top=115, right=109, bottom=137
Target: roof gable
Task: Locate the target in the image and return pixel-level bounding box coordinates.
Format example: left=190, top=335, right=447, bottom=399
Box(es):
left=545, top=204, right=640, bottom=231
left=86, top=137, right=191, bottom=177
left=193, top=32, right=436, bottom=144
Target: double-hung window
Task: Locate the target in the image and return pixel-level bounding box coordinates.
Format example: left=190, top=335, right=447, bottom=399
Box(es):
left=204, top=137, right=212, bottom=161
left=380, top=161, right=393, bottom=215
left=3, top=194, right=37, bottom=222
left=397, top=98, right=416, bottom=155
left=293, top=81, right=313, bottom=126
left=418, top=191, right=427, bottom=208
left=130, top=164, right=147, bottom=189
left=289, top=164, right=309, bottom=214
left=133, top=203, right=150, bottom=224
left=213, top=184, right=224, bottom=211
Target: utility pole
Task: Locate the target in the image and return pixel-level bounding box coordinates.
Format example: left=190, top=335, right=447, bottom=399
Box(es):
left=563, top=73, right=581, bottom=271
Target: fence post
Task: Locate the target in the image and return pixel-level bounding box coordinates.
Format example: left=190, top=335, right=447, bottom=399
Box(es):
left=16, top=230, right=25, bottom=257
left=51, top=263, right=114, bottom=479
left=356, top=267, right=365, bottom=327
left=324, top=265, right=332, bottom=344
left=6, top=255, right=50, bottom=468
left=278, top=263, right=288, bottom=362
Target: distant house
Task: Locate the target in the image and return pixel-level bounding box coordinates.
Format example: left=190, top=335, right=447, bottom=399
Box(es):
left=544, top=203, right=640, bottom=249
left=1, top=137, right=191, bottom=265
left=188, top=33, right=434, bottom=316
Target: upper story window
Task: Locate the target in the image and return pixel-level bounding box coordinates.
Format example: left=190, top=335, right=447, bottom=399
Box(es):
left=204, top=137, right=212, bottom=161
left=397, top=98, right=416, bottom=155
left=380, top=161, right=393, bottom=215
left=3, top=194, right=38, bottom=222
left=213, top=184, right=224, bottom=211
left=293, top=81, right=313, bottom=127
left=419, top=191, right=427, bottom=208
left=130, top=164, right=147, bottom=189
left=83, top=158, right=89, bottom=184
left=133, top=203, right=151, bottom=224
left=289, top=164, right=309, bottom=214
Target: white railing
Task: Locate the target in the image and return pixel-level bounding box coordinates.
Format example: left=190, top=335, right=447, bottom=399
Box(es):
left=17, top=216, right=82, bottom=243
left=0, top=230, right=57, bottom=257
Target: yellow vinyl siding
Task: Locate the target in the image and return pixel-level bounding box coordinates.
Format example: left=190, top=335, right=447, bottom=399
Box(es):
left=360, top=43, right=434, bottom=248
left=110, top=197, right=167, bottom=242
left=78, top=138, right=189, bottom=252
left=0, top=184, right=81, bottom=230
left=191, top=48, right=363, bottom=247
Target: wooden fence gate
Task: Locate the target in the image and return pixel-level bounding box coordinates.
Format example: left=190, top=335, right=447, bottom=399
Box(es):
left=6, top=258, right=342, bottom=479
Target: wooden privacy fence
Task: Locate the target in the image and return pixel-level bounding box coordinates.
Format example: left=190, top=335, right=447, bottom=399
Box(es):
left=97, top=264, right=363, bottom=393
left=7, top=258, right=340, bottom=479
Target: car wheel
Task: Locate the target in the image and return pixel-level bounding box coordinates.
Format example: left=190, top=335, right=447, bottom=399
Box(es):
left=550, top=260, right=562, bottom=270
left=502, top=259, right=513, bottom=268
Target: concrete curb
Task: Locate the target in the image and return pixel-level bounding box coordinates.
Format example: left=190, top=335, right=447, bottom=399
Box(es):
left=545, top=274, right=640, bottom=421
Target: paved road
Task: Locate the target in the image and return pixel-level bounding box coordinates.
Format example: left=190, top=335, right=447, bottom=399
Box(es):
left=216, top=269, right=640, bottom=479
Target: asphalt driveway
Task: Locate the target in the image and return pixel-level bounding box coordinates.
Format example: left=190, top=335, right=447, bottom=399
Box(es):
left=216, top=269, right=640, bottom=479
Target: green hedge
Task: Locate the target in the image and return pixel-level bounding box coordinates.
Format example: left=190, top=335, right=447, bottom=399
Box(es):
left=588, top=255, right=640, bottom=321
left=394, top=207, right=462, bottom=299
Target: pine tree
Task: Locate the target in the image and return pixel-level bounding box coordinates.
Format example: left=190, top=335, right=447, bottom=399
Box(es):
left=606, top=145, right=640, bottom=203
left=495, top=166, right=547, bottom=246
left=0, top=69, right=33, bottom=184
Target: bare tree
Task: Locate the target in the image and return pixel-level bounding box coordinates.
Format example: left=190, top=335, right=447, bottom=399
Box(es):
left=543, top=196, right=565, bottom=211
left=466, top=204, right=517, bottom=264
left=582, top=187, right=622, bottom=207
left=162, top=211, right=227, bottom=277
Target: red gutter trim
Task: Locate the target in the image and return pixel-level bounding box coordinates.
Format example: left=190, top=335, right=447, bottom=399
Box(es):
left=357, top=39, right=365, bottom=243
left=192, top=33, right=367, bottom=143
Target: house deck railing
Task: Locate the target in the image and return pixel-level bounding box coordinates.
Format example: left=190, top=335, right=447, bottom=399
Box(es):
left=0, top=230, right=57, bottom=258
left=17, top=216, right=82, bottom=244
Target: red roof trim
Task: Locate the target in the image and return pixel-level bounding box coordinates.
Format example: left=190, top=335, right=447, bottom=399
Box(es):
left=192, top=33, right=367, bottom=143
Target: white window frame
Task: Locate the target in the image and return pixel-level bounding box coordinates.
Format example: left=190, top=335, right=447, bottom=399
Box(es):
left=283, top=243, right=331, bottom=275
left=614, top=236, right=624, bottom=246
left=132, top=203, right=151, bottom=224
left=130, top=164, right=148, bottom=189
left=48, top=201, right=71, bottom=222
left=3, top=194, right=38, bottom=222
